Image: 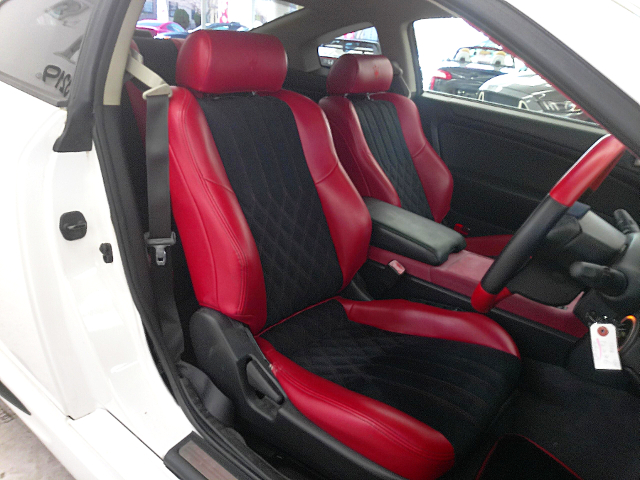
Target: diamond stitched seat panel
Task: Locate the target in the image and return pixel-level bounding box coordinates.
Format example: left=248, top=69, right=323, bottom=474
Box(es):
left=353, top=99, right=433, bottom=219
left=198, top=95, right=343, bottom=327
left=261, top=299, right=521, bottom=457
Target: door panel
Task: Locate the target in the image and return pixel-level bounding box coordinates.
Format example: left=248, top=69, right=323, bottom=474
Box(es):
left=415, top=93, right=640, bottom=236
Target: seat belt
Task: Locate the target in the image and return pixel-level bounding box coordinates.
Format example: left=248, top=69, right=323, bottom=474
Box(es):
left=125, top=51, right=183, bottom=362
left=125, top=53, right=236, bottom=424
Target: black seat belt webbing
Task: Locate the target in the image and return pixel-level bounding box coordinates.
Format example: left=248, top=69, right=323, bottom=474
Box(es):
left=141, top=78, right=184, bottom=362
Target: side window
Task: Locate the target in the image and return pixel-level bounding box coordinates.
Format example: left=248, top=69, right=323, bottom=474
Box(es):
left=413, top=18, right=592, bottom=123
left=318, top=27, right=380, bottom=68
left=0, top=0, right=93, bottom=106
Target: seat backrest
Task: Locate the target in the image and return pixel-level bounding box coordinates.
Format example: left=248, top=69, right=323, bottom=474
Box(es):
left=319, top=54, right=453, bottom=223
left=168, top=31, right=372, bottom=334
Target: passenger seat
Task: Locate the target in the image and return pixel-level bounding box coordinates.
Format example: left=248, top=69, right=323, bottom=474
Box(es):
left=319, top=54, right=511, bottom=257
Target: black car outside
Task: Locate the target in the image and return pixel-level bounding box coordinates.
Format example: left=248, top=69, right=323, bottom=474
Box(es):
left=428, top=46, right=518, bottom=98
left=478, top=71, right=593, bottom=122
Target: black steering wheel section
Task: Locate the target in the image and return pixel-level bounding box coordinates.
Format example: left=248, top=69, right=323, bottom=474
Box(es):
left=471, top=135, right=627, bottom=313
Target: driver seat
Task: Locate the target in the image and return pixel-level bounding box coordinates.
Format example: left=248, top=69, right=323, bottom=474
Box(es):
left=168, top=30, right=521, bottom=480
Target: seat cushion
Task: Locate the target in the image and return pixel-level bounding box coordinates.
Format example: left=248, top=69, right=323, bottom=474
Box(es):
left=259, top=299, right=520, bottom=479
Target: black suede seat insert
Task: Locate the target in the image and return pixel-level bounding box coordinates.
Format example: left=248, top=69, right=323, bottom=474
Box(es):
left=352, top=98, right=433, bottom=219
left=197, top=95, right=343, bottom=328
left=261, top=300, right=521, bottom=457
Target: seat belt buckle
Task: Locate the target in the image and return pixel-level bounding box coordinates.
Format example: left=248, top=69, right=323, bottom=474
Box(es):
left=388, top=260, right=406, bottom=276
left=145, top=231, right=176, bottom=266
left=378, top=260, right=406, bottom=292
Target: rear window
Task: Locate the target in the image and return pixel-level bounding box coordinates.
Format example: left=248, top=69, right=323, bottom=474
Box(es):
left=167, top=23, right=186, bottom=32
left=139, top=0, right=303, bottom=31
left=0, top=0, right=93, bottom=105
left=318, top=27, right=380, bottom=68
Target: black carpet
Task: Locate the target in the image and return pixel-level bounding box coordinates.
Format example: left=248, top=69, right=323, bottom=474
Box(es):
left=492, top=360, right=640, bottom=480
left=476, top=435, right=579, bottom=480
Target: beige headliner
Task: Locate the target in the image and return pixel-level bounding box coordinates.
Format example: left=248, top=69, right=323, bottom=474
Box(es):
left=103, top=0, right=450, bottom=105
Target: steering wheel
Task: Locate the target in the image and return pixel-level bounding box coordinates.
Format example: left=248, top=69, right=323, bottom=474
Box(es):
left=471, top=134, right=628, bottom=313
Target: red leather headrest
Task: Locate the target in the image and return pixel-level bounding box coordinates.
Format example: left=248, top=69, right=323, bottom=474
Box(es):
left=176, top=31, right=287, bottom=94
left=327, top=54, right=393, bottom=95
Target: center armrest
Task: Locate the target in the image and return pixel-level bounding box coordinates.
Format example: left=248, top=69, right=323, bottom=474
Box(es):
left=364, top=197, right=466, bottom=266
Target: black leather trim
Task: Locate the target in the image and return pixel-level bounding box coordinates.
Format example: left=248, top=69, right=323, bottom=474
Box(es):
left=364, top=197, right=466, bottom=265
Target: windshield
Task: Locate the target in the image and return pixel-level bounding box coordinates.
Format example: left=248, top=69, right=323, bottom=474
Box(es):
left=504, top=0, right=640, bottom=105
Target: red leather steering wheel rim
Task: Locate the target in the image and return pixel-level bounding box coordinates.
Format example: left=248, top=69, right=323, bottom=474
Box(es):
left=471, top=135, right=627, bottom=313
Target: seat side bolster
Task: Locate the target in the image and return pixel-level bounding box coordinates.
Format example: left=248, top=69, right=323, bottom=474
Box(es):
left=257, top=338, right=455, bottom=480
left=338, top=298, right=520, bottom=358
left=319, top=96, right=402, bottom=207
left=168, top=87, right=267, bottom=333
left=272, top=90, right=372, bottom=289
left=373, top=93, right=453, bottom=223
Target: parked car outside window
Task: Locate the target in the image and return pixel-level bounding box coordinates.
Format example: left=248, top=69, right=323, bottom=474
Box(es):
left=414, top=17, right=591, bottom=124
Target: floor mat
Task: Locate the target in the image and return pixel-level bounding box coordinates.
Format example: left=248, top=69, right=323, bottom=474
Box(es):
left=496, top=360, right=640, bottom=480
left=476, top=435, right=580, bottom=479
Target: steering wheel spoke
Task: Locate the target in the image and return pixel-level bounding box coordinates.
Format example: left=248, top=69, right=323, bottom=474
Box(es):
left=471, top=134, right=627, bottom=313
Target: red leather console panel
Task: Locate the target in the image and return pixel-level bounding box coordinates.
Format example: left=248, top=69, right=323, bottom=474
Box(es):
left=319, top=96, right=402, bottom=208
left=368, top=246, right=587, bottom=338
left=176, top=30, right=287, bottom=94
left=464, top=235, right=513, bottom=257
left=168, top=87, right=268, bottom=333
left=326, top=54, right=394, bottom=95
left=338, top=298, right=519, bottom=357
left=373, top=93, right=453, bottom=223
left=258, top=337, right=455, bottom=480
left=274, top=90, right=372, bottom=289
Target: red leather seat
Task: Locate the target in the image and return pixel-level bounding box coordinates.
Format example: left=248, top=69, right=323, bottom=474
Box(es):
left=319, top=54, right=511, bottom=257
left=168, top=31, right=520, bottom=480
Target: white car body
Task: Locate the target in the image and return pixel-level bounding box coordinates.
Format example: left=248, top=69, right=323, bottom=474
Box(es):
left=0, top=83, right=193, bottom=478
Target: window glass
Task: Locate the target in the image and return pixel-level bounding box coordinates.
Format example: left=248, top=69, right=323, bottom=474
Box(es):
left=413, top=18, right=592, bottom=123
left=138, top=0, right=303, bottom=32
left=318, top=27, right=380, bottom=68
left=0, top=0, right=93, bottom=105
